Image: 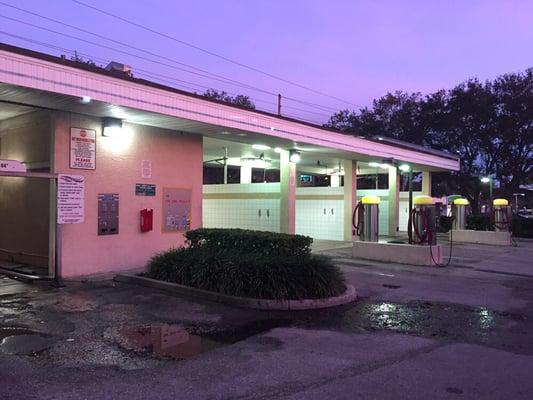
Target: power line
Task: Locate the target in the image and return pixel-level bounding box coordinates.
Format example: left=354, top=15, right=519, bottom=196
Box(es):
left=0, top=30, right=329, bottom=120
left=0, top=2, right=346, bottom=116
left=0, top=3, right=281, bottom=97
left=71, top=0, right=362, bottom=108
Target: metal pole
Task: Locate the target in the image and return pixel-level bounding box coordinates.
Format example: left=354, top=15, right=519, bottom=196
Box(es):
left=408, top=166, right=413, bottom=243
left=277, top=94, right=282, bottom=116
left=223, top=147, right=228, bottom=184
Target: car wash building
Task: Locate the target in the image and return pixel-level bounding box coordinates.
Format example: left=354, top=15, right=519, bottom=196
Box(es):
left=0, top=43, right=460, bottom=280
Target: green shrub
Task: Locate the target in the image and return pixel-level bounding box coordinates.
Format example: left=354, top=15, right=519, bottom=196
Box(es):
left=146, top=229, right=345, bottom=300
left=466, top=214, right=493, bottom=231
left=185, top=228, right=313, bottom=258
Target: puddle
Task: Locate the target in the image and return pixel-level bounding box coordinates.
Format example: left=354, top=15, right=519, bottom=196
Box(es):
left=115, top=324, right=220, bottom=359
left=294, top=300, right=521, bottom=345
left=110, top=319, right=289, bottom=360
left=0, top=327, right=54, bottom=355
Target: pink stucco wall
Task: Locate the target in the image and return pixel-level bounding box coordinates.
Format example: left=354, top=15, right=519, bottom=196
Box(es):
left=53, top=111, right=203, bottom=277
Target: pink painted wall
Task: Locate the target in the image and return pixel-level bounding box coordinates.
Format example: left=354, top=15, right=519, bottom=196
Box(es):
left=53, top=112, right=203, bottom=277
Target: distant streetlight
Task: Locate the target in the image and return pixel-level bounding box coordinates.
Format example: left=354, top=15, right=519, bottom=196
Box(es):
left=480, top=176, right=493, bottom=212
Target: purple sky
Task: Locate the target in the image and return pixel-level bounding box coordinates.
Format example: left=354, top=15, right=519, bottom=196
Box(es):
left=1, top=0, right=532, bottom=123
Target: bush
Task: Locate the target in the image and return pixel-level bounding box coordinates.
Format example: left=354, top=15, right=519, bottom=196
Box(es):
left=185, top=228, right=313, bottom=258
left=466, top=214, right=493, bottom=231
left=146, top=229, right=345, bottom=300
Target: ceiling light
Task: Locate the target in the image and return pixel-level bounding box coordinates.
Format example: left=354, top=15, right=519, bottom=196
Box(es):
left=289, top=150, right=301, bottom=163
left=81, top=96, right=92, bottom=104
left=480, top=177, right=491, bottom=183
left=274, top=147, right=283, bottom=153
left=236, top=133, right=247, bottom=137
left=379, top=164, right=389, bottom=169
left=368, top=162, right=380, bottom=168
left=252, top=144, right=271, bottom=150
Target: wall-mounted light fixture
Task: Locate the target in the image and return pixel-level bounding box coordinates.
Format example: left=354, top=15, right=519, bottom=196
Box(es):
left=81, top=96, right=92, bottom=104
left=102, top=117, right=123, bottom=137
left=289, top=149, right=301, bottom=163
left=398, top=163, right=411, bottom=172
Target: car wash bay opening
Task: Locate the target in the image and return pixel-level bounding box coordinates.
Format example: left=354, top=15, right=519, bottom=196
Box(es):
left=0, top=43, right=459, bottom=279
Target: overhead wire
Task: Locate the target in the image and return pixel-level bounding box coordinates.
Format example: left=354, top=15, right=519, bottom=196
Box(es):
left=0, top=1, right=347, bottom=115
left=71, top=0, right=362, bottom=108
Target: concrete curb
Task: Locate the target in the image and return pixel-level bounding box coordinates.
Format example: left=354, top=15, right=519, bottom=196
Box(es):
left=114, top=274, right=357, bottom=311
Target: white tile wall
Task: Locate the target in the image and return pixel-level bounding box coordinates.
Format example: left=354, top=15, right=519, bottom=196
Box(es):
left=296, top=199, right=344, bottom=240
left=203, top=198, right=280, bottom=232
left=202, top=185, right=417, bottom=239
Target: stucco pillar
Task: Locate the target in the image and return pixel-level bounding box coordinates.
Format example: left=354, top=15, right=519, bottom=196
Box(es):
left=279, top=150, right=296, bottom=234
left=240, top=165, right=252, bottom=184
left=422, top=171, right=432, bottom=196
left=388, top=166, right=400, bottom=236
left=343, top=160, right=357, bottom=241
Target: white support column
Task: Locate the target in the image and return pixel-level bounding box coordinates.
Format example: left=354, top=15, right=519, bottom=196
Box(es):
left=279, top=150, right=296, bottom=234
left=240, top=165, right=252, bottom=184
left=388, top=166, right=400, bottom=236
left=422, top=171, right=432, bottom=196
left=343, top=160, right=357, bottom=241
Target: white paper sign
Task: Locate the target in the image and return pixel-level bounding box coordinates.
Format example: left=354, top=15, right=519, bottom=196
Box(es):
left=70, top=128, right=96, bottom=170
left=57, top=174, right=85, bottom=224
left=141, top=160, right=152, bottom=178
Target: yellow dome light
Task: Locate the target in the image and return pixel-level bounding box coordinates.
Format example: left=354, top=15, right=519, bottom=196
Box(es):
left=454, top=198, right=470, bottom=205
left=413, top=195, right=434, bottom=205
left=493, top=198, right=509, bottom=206
left=361, top=195, right=380, bottom=205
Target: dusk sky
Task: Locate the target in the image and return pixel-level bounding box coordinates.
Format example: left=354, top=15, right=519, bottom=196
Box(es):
left=1, top=0, right=532, bottom=123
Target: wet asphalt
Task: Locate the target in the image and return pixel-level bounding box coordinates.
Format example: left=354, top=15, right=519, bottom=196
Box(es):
left=1, top=239, right=533, bottom=399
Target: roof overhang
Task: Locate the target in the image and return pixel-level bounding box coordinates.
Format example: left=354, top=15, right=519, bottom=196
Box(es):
left=0, top=44, right=459, bottom=172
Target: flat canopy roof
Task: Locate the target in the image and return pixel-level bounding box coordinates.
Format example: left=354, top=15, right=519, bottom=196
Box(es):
left=0, top=43, right=459, bottom=172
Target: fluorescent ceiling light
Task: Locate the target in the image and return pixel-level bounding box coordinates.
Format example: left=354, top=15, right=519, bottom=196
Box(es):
left=274, top=147, right=283, bottom=153
left=81, top=96, right=92, bottom=104
left=379, top=164, right=389, bottom=169
left=368, top=162, right=380, bottom=168
left=252, top=144, right=271, bottom=150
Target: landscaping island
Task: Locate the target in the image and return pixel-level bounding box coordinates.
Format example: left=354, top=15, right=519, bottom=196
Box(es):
left=118, top=229, right=357, bottom=310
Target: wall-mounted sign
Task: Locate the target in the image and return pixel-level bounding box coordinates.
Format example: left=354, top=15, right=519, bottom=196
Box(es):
left=162, top=187, right=191, bottom=232
left=141, top=160, right=152, bottom=178
left=135, top=183, right=156, bottom=196
left=57, top=174, right=85, bottom=224
left=0, top=159, right=26, bottom=173
left=70, top=127, right=96, bottom=170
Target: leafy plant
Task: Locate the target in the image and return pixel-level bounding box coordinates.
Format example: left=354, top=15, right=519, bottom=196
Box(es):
left=147, top=229, right=345, bottom=300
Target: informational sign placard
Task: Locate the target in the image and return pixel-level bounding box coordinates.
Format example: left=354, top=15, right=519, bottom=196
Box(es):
left=70, top=128, right=96, bottom=170
left=57, top=174, right=85, bottom=224
left=162, top=187, right=191, bottom=232
left=141, top=160, right=152, bottom=178
left=135, top=183, right=156, bottom=196
left=0, top=159, right=27, bottom=173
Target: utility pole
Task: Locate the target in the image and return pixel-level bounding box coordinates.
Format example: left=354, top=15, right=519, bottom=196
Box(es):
left=223, top=147, right=228, bottom=184
left=277, top=94, right=282, bottom=116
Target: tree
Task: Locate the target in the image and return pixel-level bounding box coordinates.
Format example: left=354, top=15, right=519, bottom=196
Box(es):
left=325, top=69, right=533, bottom=211
left=203, top=89, right=256, bottom=110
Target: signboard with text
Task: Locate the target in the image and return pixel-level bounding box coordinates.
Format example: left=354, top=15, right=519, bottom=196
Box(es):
left=57, top=174, right=85, bottom=224
left=70, top=127, right=96, bottom=170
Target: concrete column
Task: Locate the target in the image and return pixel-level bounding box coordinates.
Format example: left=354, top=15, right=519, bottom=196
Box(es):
left=279, top=150, right=296, bottom=234
left=240, top=165, right=252, bottom=184
left=422, top=171, right=432, bottom=196
left=343, top=160, right=357, bottom=241
left=388, top=166, right=400, bottom=236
